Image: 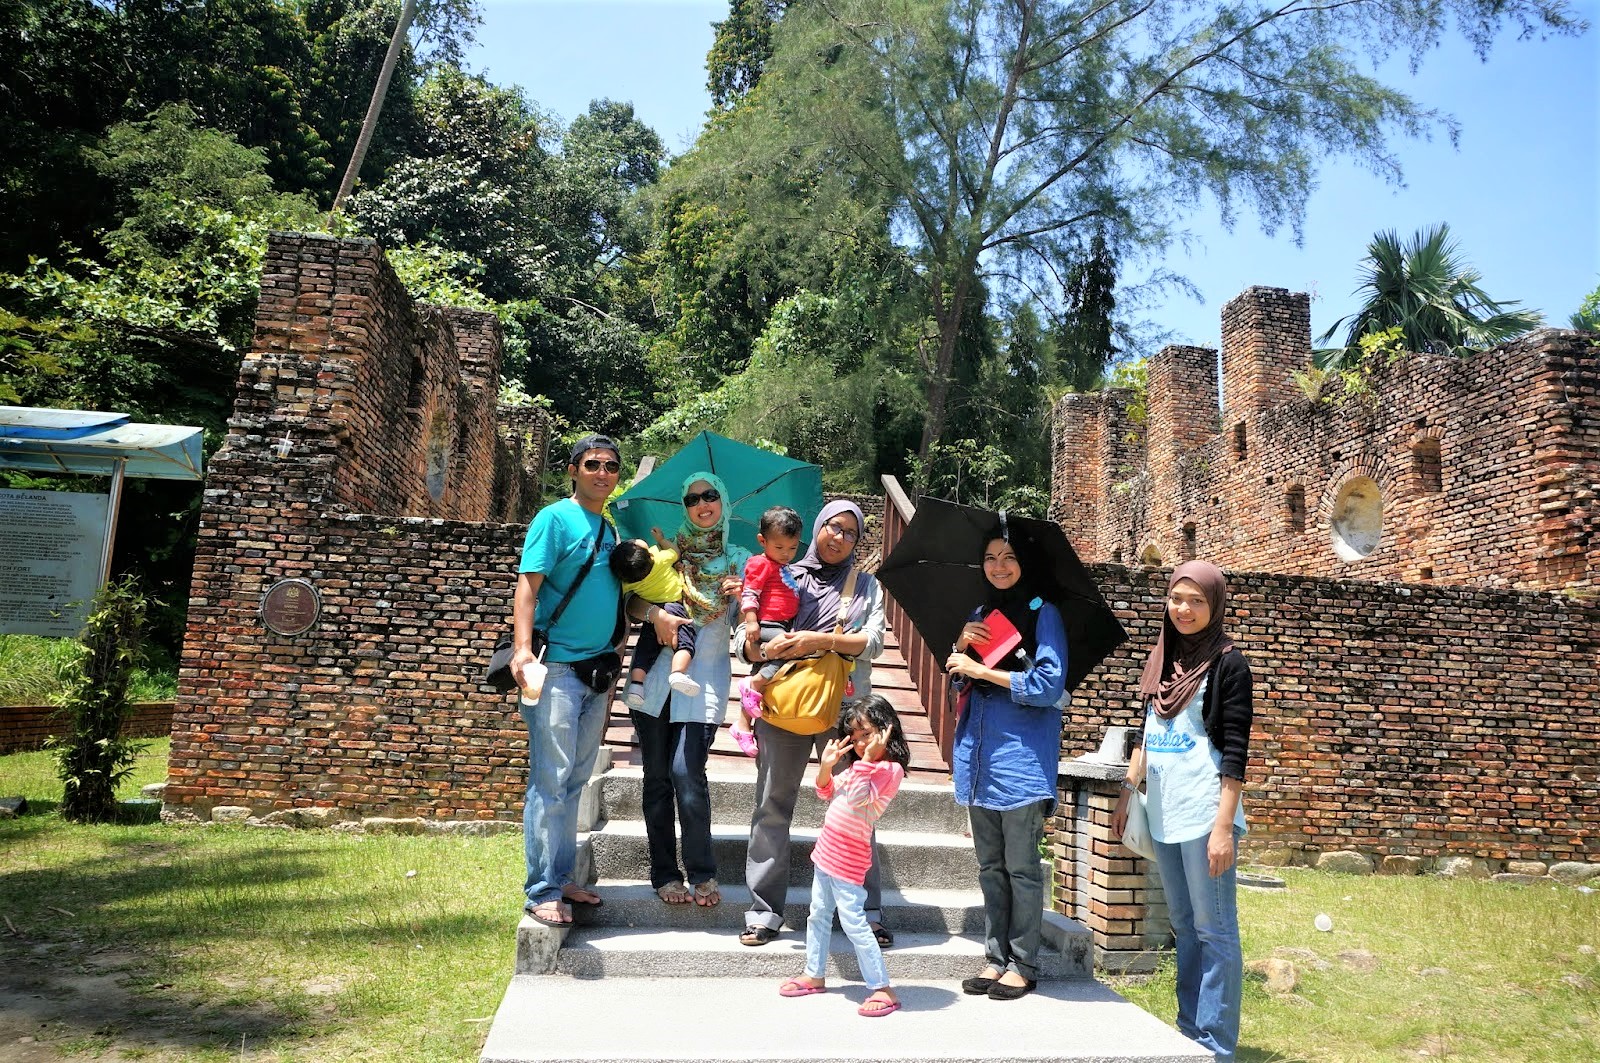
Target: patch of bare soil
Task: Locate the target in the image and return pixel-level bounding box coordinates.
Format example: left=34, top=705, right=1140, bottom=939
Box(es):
left=0, top=942, right=305, bottom=1062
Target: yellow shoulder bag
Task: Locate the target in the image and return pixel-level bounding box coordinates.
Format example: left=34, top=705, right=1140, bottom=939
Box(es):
left=760, top=568, right=861, bottom=736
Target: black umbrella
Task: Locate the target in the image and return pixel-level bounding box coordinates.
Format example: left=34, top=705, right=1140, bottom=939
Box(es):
left=877, top=495, right=1126, bottom=692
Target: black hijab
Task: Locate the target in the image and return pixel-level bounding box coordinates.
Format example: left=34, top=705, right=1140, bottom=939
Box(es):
left=970, top=518, right=1049, bottom=668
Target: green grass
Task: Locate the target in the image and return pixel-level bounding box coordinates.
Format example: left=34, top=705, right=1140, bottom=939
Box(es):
left=4, top=742, right=1596, bottom=1061
left=1105, top=867, right=1600, bottom=1062
left=1, top=740, right=521, bottom=1061
left=0, top=633, right=178, bottom=705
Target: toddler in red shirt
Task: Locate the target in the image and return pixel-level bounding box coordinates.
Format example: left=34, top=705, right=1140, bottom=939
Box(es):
left=732, top=506, right=804, bottom=755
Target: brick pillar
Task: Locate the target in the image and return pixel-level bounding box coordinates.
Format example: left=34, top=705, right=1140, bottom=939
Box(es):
left=493, top=404, right=551, bottom=524
left=1054, top=759, right=1171, bottom=972
left=1220, top=286, right=1309, bottom=423
left=440, top=308, right=505, bottom=521
left=1145, top=344, right=1218, bottom=553
left=1051, top=393, right=1103, bottom=559
left=1530, top=333, right=1600, bottom=590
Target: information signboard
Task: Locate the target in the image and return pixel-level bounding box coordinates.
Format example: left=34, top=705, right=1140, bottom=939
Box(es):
left=0, top=488, right=111, bottom=637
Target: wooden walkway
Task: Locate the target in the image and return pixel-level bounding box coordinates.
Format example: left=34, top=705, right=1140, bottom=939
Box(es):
left=602, top=619, right=950, bottom=784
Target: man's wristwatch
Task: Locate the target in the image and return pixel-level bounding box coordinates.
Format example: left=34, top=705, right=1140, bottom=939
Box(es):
left=1120, top=780, right=1139, bottom=794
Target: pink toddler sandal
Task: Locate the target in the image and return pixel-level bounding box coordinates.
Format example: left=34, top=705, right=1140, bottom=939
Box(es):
left=858, top=993, right=900, bottom=1017
left=778, top=978, right=826, bottom=997
left=738, top=678, right=764, bottom=718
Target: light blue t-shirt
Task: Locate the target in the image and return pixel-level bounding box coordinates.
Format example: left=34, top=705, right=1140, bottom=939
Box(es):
left=1144, top=678, right=1247, bottom=844
left=518, top=498, right=620, bottom=663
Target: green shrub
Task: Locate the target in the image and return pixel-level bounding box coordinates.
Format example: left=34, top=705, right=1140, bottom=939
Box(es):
left=49, top=576, right=150, bottom=823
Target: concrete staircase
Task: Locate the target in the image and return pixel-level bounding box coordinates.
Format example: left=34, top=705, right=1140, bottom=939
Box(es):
left=479, top=760, right=1211, bottom=1063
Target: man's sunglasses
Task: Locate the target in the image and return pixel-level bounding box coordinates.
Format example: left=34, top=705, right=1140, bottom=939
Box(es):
left=683, top=487, right=722, bottom=508
left=579, top=458, right=621, bottom=474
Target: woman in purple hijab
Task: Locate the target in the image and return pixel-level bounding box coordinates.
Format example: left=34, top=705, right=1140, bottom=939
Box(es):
left=737, top=499, right=890, bottom=947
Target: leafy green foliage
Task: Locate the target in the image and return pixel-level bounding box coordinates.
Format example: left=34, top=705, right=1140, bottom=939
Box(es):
left=1317, top=224, right=1544, bottom=366
left=49, top=576, right=150, bottom=823
left=740, top=0, right=1578, bottom=461
left=1570, top=282, right=1600, bottom=332
left=707, top=0, right=786, bottom=111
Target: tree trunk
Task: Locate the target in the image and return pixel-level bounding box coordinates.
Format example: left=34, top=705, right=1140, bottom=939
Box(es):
left=329, top=0, right=418, bottom=219
left=918, top=269, right=974, bottom=463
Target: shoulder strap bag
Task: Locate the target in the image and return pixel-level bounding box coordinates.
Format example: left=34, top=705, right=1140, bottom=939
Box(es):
left=760, top=568, right=862, bottom=736
left=485, top=518, right=611, bottom=692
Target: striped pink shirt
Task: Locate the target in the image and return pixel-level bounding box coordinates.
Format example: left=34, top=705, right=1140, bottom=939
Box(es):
left=811, top=759, right=904, bottom=885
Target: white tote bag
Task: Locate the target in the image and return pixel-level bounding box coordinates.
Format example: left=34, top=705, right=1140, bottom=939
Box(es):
left=1120, top=790, right=1156, bottom=861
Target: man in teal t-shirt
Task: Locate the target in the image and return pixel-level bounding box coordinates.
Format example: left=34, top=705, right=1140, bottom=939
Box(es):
left=512, top=433, right=623, bottom=926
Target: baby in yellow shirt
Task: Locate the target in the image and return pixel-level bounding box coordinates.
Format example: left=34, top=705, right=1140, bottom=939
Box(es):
left=609, top=528, right=711, bottom=707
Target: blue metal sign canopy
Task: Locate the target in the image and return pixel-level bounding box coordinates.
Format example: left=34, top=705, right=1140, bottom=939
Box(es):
left=0, top=406, right=203, bottom=481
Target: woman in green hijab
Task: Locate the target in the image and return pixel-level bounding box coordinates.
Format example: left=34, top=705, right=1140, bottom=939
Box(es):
left=632, top=471, right=750, bottom=907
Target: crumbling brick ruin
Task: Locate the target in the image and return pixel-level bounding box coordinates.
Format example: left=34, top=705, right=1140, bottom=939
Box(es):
left=1047, top=288, right=1600, bottom=879
left=1052, top=286, right=1598, bottom=590
left=164, top=233, right=548, bottom=823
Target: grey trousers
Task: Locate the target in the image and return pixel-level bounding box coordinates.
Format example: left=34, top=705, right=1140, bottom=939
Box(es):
left=744, top=715, right=883, bottom=932
left=969, top=800, right=1049, bottom=980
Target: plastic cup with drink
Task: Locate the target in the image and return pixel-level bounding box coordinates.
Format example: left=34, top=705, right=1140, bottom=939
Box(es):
left=518, top=646, right=548, bottom=702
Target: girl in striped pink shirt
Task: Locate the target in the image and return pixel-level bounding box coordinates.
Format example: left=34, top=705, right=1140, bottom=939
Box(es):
left=777, top=695, right=910, bottom=1017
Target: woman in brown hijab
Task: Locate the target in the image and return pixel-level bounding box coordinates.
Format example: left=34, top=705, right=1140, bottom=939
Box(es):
left=1112, top=561, right=1254, bottom=1063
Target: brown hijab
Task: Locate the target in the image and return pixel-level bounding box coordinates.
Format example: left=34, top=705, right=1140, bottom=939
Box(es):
left=1138, top=561, right=1234, bottom=720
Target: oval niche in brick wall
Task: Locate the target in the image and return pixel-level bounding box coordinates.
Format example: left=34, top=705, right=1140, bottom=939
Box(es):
left=1330, top=475, right=1382, bottom=561
left=425, top=409, right=451, bottom=501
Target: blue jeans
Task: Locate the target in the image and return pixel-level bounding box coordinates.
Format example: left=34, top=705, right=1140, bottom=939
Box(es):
left=968, top=800, right=1049, bottom=980
left=1152, top=832, right=1242, bottom=1062
left=630, top=707, right=716, bottom=889
left=806, top=867, right=889, bottom=990
left=520, top=664, right=610, bottom=907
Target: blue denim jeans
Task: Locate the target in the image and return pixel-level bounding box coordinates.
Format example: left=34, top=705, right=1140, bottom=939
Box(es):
left=1152, top=832, right=1243, bottom=1062
left=806, top=867, right=889, bottom=990
left=968, top=800, right=1049, bottom=980
left=519, top=664, right=610, bottom=907
left=630, top=707, right=716, bottom=889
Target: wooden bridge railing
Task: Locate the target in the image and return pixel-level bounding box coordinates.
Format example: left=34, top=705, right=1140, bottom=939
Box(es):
left=878, top=475, right=958, bottom=765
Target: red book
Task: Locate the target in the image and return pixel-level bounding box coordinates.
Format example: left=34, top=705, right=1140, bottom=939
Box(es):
left=971, top=609, right=1022, bottom=666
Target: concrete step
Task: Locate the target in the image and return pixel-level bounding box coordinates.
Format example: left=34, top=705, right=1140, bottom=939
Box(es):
left=587, top=820, right=980, bottom=891
left=600, top=767, right=971, bottom=835
left=480, top=974, right=1211, bottom=1063
left=551, top=926, right=1085, bottom=982
left=515, top=903, right=1092, bottom=981
left=565, top=881, right=990, bottom=934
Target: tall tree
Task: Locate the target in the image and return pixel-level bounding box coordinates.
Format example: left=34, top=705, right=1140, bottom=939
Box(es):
left=1317, top=223, right=1544, bottom=365
left=1052, top=232, right=1118, bottom=391
left=754, top=0, right=1579, bottom=461
left=707, top=0, right=787, bottom=111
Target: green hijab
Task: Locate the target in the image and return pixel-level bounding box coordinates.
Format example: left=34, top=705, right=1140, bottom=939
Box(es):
left=674, top=470, right=751, bottom=625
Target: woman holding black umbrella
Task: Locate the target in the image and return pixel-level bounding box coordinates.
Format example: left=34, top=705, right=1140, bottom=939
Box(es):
left=944, top=521, right=1068, bottom=1001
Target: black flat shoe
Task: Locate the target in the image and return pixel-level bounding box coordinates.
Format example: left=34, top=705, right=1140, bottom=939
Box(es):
left=987, top=979, right=1038, bottom=1000
left=961, top=975, right=996, bottom=995
left=739, top=925, right=778, bottom=946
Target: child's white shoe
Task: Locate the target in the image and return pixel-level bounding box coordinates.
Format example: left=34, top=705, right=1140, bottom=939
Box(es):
left=623, top=682, right=646, bottom=709
left=668, top=671, right=702, bottom=698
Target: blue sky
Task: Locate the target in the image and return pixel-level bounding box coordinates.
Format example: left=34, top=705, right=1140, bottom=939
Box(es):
left=467, top=0, right=1598, bottom=353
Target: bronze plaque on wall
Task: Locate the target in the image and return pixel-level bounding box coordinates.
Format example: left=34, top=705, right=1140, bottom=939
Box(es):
left=260, top=578, right=321, bottom=636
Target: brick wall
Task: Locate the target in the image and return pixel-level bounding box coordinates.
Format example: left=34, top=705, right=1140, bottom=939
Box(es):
left=1058, top=563, right=1600, bottom=863
left=166, top=512, right=527, bottom=819
left=1, top=702, right=175, bottom=754
left=1052, top=286, right=1599, bottom=590
left=166, top=233, right=550, bottom=821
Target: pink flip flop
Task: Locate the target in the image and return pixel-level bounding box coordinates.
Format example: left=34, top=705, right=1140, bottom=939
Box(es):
left=778, top=979, right=827, bottom=997
left=858, top=997, right=900, bottom=1017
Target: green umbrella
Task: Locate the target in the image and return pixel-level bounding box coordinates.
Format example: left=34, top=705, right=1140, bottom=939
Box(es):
left=612, top=432, right=823, bottom=557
